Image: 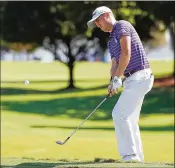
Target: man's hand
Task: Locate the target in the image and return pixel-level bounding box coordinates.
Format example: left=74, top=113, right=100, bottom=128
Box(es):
left=111, top=76, right=122, bottom=89
left=108, top=76, right=122, bottom=97
left=108, top=84, right=118, bottom=97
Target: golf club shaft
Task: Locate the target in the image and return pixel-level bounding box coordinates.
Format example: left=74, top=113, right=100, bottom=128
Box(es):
left=67, top=94, right=110, bottom=139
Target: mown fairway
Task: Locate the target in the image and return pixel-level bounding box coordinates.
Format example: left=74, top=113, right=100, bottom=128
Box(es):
left=1, top=61, right=174, bottom=168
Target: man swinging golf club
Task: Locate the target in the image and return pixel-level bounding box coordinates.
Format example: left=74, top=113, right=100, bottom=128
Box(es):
left=87, top=6, right=154, bottom=162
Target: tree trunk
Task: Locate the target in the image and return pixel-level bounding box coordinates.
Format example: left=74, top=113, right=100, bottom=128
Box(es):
left=169, top=21, right=174, bottom=51
left=66, top=38, right=76, bottom=89
left=67, top=61, right=76, bottom=89
left=169, top=20, right=175, bottom=77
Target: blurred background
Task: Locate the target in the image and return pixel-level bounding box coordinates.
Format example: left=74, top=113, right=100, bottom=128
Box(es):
left=1, top=1, right=174, bottom=167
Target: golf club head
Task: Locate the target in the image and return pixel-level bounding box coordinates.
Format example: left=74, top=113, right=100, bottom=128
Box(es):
left=56, top=137, right=70, bottom=145
left=56, top=140, right=64, bottom=145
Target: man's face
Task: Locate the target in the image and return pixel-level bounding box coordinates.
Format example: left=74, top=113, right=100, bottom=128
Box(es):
left=94, top=13, right=112, bottom=32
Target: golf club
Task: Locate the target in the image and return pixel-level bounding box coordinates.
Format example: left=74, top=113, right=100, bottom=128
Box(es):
left=56, top=93, right=110, bottom=145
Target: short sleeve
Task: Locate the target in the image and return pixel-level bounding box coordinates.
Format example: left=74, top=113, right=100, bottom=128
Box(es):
left=116, top=21, right=131, bottom=40
left=117, top=29, right=131, bottom=40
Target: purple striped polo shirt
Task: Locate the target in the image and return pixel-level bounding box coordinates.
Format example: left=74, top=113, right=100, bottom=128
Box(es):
left=107, top=20, right=150, bottom=75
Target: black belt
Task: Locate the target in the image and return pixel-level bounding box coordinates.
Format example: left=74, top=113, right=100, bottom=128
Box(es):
left=124, top=64, right=150, bottom=78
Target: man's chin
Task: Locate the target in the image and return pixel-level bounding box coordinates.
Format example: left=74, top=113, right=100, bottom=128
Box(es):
left=101, top=28, right=109, bottom=32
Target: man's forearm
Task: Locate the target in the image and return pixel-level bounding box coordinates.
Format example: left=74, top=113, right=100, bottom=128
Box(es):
left=116, top=54, right=130, bottom=77
left=110, top=64, right=118, bottom=78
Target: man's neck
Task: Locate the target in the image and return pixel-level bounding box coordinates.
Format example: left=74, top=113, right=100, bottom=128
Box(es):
left=109, top=19, right=117, bottom=32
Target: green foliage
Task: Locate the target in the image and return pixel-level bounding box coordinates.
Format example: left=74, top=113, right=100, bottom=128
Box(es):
left=137, top=2, right=174, bottom=25
left=1, top=2, right=173, bottom=88
left=1, top=2, right=173, bottom=43
left=114, top=1, right=147, bottom=25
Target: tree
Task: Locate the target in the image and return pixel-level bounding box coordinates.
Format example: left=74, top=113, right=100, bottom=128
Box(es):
left=1, top=1, right=146, bottom=89
left=137, top=2, right=174, bottom=48
left=0, top=1, right=103, bottom=88
left=2, top=2, right=173, bottom=88
left=137, top=2, right=174, bottom=76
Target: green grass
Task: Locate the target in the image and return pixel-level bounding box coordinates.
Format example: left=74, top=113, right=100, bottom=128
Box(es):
left=1, top=61, right=174, bottom=168
left=1, top=158, right=174, bottom=168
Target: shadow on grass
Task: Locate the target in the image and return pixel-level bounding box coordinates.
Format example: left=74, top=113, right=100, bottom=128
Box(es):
left=12, top=161, right=97, bottom=168
left=1, top=87, right=174, bottom=120
left=1, top=76, right=173, bottom=96
left=1, top=84, right=108, bottom=95
left=1, top=158, right=174, bottom=168
left=1, top=158, right=117, bottom=168
left=1, top=78, right=109, bottom=84
left=30, top=125, right=174, bottom=132
left=1, top=161, right=89, bottom=168
left=1, top=79, right=110, bottom=96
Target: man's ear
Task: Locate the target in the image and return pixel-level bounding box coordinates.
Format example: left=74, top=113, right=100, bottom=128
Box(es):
left=106, top=12, right=110, bottom=18
left=103, top=12, right=109, bottom=18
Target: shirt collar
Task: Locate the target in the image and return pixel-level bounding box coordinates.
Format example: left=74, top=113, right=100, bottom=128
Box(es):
left=110, top=21, right=118, bottom=35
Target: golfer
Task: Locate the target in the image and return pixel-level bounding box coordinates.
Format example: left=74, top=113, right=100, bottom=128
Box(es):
left=87, top=6, right=154, bottom=162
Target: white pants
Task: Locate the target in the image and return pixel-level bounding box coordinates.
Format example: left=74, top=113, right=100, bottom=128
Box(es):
left=112, top=68, right=154, bottom=162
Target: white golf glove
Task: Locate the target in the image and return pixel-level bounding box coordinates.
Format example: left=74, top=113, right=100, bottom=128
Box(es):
left=110, top=76, right=122, bottom=90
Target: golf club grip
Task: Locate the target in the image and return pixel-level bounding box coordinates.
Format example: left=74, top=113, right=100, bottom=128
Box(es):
left=106, top=93, right=110, bottom=98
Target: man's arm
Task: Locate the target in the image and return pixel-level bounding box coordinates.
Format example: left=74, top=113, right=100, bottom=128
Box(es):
left=110, top=57, right=118, bottom=78
left=116, top=35, right=131, bottom=77
left=108, top=57, right=119, bottom=96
